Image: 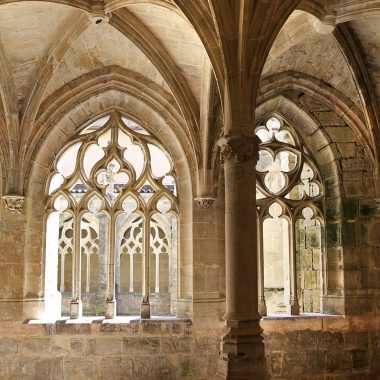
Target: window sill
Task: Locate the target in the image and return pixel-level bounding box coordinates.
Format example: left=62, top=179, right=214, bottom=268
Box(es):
left=262, top=313, right=340, bottom=320
left=28, top=316, right=192, bottom=325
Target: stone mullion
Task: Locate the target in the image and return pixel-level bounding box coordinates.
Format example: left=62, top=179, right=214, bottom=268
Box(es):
left=141, top=216, right=151, bottom=318
left=129, top=253, right=134, bottom=293
left=70, top=215, right=82, bottom=319
left=287, top=217, right=300, bottom=315
left=86, top=253, right=90, bottom=293
left=155, top=252, right=160, bottom=294
left=60, top=254, right=65, bottom=293
left=105, top=212, right=116, bottom=319
left=217, top=134, right=266, bottom=379
left=257, top=215, right=267, bottom=316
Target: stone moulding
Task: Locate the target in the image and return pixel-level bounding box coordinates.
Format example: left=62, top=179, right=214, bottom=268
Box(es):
left=1, top=195, right=25, bottom=214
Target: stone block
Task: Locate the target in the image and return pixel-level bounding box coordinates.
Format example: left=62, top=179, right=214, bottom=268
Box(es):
left=282, top=350, right=325, bottom=377
left=317, top=332, right=344, bottom=350
left=0, top=338, right=19, bottom=354
left=160, top=322, right=184, bottom=336
left=161, top=337, right=193, bottom=353
left=344, top=332, right=368, bottom=350
left=123, top=337, right=160, bottom=354
left=63, top=358, right=98, bottom=379
left=99, top=357, right=133, bottom=379
left=267, top=352, right=283, bottom=377
left=21, top=338, right=52, bottom=356
left=17, top=358, right=63, bottom=380
left=352, top=349, right=369, bottom=369
left=325, top=350, right=352, bottom=372
left=140, top=322, right=160, bottom=335
left=303, top=271, right=318, bottom=289
left=179, top=355, right=207, bottom=378
left=87, top=338, right=122, bottom=355
left=99, top=322, right=139, bottom=335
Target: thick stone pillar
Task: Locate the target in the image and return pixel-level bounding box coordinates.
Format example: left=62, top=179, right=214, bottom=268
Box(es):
left=217, top=135, right=266, bottom=379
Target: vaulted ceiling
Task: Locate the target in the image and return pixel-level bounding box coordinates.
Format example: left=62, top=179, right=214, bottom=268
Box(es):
left=0, top=0, right=380, bottom=195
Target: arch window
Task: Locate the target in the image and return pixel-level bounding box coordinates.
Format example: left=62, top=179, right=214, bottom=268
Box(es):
left=44, top=112, right=178, bottom=319
left=256, top=116, right=324, bottom=315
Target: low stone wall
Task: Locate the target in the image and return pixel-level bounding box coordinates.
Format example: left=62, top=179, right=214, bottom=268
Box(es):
left=0, top=315, right=380, bottom=379
left=262, top=315, right=380, bottom=379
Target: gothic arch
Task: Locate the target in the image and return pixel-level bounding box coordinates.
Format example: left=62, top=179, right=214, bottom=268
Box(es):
left=24, top=91, right=195, bottom=319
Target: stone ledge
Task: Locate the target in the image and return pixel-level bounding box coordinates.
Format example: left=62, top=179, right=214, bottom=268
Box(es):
left=261, top=314, right=380, bottom=334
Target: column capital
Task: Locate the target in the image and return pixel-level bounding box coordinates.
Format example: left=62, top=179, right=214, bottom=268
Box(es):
left=195, top=197, right=215, bottom=209
left=218, top=134, right=261, bottom=164
left=2, top=195, right=25, bottom=215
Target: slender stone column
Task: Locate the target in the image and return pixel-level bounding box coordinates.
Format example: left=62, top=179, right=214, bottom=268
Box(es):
left=105, top=212, right=116, bottom=318
left=60, top=254, right=65, bottom=293
left=217, top=134, right=266, bottom=379
left=70, top=216, right=82, bottom=319
left=155, top=253, right=160, bottom=293
left=257, top=217, right=267, bottom=316
left=86, top=253, right=90, bottom=293
left=129, top=254, right=134, bottom=293
left=96, top=214, right=108, bottom=315
left=141, top=217, right=151, bottom=318
left=287, top=219, right=300, bottom=315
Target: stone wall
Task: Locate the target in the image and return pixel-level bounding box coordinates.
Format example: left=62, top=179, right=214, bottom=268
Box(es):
left=1, top=316, right=380, bottom=379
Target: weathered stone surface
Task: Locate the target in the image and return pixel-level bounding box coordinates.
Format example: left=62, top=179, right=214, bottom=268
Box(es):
left=63, top=358, right=98, bottom=379
left=99, top=357, right=133, bottom=379
left=123, top=337, right=160, bottom=354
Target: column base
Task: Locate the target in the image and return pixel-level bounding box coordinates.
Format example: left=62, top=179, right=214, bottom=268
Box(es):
left=258, top=299, right=267, bottom=317
left=216, top=318, right=267, bottom=379
left=105, top=300, right=116, bottom=319
left=70, top=300, right=82, bottom=319
left=140, top=302, right=151, bottom=319
left=287, top=301, right=300, bottom=315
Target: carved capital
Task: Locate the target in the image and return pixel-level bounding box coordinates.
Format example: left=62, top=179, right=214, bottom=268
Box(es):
left=2, top=195, right=25, bottom=215
left=195, top=197, right=215, bottom=209
left=219, top=135, right=261, bottom=164
left=375, top=198, right=380, bottom=213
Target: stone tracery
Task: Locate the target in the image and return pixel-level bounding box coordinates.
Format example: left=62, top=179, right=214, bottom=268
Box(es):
left=255, top=115, right=324, bottom=315
left=44, top=112, right=178, bottom=319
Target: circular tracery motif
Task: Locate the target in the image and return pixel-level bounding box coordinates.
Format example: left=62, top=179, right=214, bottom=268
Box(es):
left=255, top=116, right=323, bottom=204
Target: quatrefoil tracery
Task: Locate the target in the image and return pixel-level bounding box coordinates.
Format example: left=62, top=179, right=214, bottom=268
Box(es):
left=255, top=117, right=323, bottom=206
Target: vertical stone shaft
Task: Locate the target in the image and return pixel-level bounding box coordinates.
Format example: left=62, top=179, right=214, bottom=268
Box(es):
left=60, top=254, right=65, bottom=293
left=287, top=219, right=300, bottom=315
left=155, top=253, right=160, bottom=293
left=70, top=216, right=82, bottom=318
left=258, top=218, right=267, bottom=316
left=129, top=253, right=134, bottom=292
left=218, top=135, right=266, bottom=379
left=141, top=217, right=151, bottom=318
left=97, top=214, right=108, bottom=315
left=105, top=212, right=116, bottom=318
left=86, top=253, right=90, bottom=293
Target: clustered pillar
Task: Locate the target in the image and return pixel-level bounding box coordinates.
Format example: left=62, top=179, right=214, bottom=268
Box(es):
left=217, top=134, right=266, bottom=379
